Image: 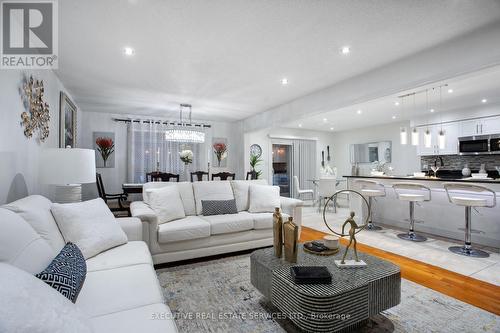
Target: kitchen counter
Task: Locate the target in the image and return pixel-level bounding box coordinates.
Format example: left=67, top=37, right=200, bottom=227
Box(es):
left=343, top=175, right=500, bottom=184
left=345, top=176, right=500, bottom=248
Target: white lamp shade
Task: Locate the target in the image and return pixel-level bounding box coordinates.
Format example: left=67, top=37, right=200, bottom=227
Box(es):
left=411, top=128, right=419, bottom=146
left=40, top=148, right=96, bottom=185
left=400, top=127, right=408, bottom=145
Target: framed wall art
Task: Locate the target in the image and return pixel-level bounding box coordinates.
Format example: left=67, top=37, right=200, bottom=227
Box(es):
left=59, top=92, right=77, bottom=148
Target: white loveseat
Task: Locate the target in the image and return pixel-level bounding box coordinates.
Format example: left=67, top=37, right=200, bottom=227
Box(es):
left=0, top=195, right=177, bottom=333
left=130, top=180, right=303, bottom=264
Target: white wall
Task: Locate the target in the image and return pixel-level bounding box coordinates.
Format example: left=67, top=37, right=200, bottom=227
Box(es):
left=80, top=111, right=245, bottom=199
left=331, top=120, right=420, bottom=177
left=0, top=70, right=81, bottom=204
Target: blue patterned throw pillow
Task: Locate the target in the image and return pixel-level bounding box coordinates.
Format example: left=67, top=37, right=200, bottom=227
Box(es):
left=36, top=242, right=87, bottom=303
left=202, top=199, right=238, bottom=216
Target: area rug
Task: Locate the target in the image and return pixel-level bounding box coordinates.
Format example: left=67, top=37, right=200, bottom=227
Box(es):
left=156, top=254, right=499, bottom=333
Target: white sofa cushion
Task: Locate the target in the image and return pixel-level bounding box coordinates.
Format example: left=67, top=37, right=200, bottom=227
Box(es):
left=76, top=264, right=163, bottom=317
left=51, top=198, right=128, bottom=259
left=2, top=195, right=65, bottom=252
left=86, top=241, right=152, bottom=272
left=230, top=180, right=268, bottom=211
left=241, top=212, right=290, bottom=230
left=0, top=208, right=55, bottom=274
left=90, top=303, right=178, bottom=333
left=192, top=181, right=234, bottom=215
left=158, top=216, right=210, bottom=243
left=201, top=212, right=254, bottom=235
left=143, top=182, right=196, bottom=216
left=0, top=263, right=93, bottom=333
left=147, top=186, right=186, bottom=224
left=248, top=184, right=281, bottom=213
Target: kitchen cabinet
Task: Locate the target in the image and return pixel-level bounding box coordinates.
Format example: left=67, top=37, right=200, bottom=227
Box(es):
left=416, top=123, right=459, bottom=156
left=460, top=116, right=500, bottom=136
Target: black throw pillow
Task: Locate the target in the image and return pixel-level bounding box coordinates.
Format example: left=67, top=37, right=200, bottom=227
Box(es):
left=36, top=242, right=87, bottom=303
left=202, top=199, right=238, bottom=216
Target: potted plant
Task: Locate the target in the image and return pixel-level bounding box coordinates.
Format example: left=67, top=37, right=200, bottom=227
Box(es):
left=95, top=137, right=114, bottom=167
left=249, top=154, right=262, bottom=179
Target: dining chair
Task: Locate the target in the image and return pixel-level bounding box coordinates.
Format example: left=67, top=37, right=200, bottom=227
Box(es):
left=191, top=171, right=209, bottom=182
left=160, top=173, right=180, bottom=182
left=146, top=171, right=163, bottom=182
left=293, top=176, right=314, bottom=201
left=318, top=178, right=337, bottom=213
left=212, top=172, right=235, bottom=180
left=96, top=173, right=130, bottom=217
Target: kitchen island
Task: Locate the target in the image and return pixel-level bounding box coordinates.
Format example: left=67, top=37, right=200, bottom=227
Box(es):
left=345, top=175, right=500, bottom=248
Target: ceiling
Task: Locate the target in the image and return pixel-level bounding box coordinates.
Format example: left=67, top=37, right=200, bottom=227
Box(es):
left=56, top=0, right=500, bottom=122
left=283, top=65, right=500, bottom=132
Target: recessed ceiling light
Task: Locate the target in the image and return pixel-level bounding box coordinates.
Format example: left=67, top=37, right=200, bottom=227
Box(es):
left=330, top=127, right=334, bottom=131
left=357, top=109, right=362, bottom=114
left=123, top=47, right=135, bottom=56
left=394, top=101, right=400, bottom=106
left=447, top=88, right=453, bottom=93
left=430, top=109, right=435, bottom=113
left=481, top=98, right=487, bottom=103
left=281, top=78, right=288, bottom=85
left=340, top=46, right=350, bottom=55
left=392, top=115, right=396, bottom=119
left=298, top=123, right=302, bottom=128
left=323, top=118, right=328, bottom=123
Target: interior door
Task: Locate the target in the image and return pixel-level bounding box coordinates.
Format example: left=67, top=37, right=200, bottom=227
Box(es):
left=272, top=144, right=292, bottom=197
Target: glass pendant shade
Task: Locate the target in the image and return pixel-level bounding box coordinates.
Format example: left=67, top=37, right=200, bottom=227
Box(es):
left=400, top=127, right=408, bottom=145
left=424, top=129, right=432, bottom=148
left=438, top=130, right=446, bottom=150
left=411, top=128, right=419, bottom=146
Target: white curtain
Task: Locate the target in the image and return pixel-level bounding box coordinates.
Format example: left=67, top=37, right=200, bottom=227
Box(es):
left=127, top=120, right=205, bottom=183
left=291, top=139, right=317, bottom=197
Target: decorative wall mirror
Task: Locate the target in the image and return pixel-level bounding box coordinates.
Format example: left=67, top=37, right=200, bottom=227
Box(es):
left=350, top=141, right=392, bottom=164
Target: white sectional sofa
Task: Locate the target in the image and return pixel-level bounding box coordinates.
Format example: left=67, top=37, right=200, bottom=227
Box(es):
left=0, top=195, right=177, bottom=333
left=131, top=180, right=303, bottom=264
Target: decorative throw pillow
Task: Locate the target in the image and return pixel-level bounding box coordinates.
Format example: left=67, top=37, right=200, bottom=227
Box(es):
left=0, top=263, right=93, bottom=333
left=248, top=184, right=281, bottom=213
left=51, top=198, right=128, bottom=259
left=201, top=199, right=238, bottom=216
left=147, top=186, right=186, bottom=224
left=230, top=180, right=268, bottom=211
left=36, top=243, right=86, bottom=303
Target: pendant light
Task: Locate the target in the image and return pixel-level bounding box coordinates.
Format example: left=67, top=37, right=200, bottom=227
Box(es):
left=424, top=89, right=432, bottom=148
left=438, top=87, right=446, bottom=150
left=164, top=104, right=206, bottom=143
left=411, top=94, right=419, bottom=145
left=400, top=96, right=408, bottom=145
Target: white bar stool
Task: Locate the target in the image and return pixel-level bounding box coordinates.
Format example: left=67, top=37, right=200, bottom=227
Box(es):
left=443, top=183, right=496, bottom=258
left=393, top=183, right=431, bottom=242
left=355, top=179, right=386, bottom=231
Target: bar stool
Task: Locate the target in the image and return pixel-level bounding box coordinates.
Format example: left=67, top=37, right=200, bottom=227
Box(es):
left=354, top=180, right=386, bottom=230
left=443, top=183, right=496, bottom=258
left=393, top=183, right=431, bottom=242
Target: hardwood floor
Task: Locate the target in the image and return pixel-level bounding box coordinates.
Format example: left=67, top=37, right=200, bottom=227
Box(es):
left=300, top=226, right=500, bottom=315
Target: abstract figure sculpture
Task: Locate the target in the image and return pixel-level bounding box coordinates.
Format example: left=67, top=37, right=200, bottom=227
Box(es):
left=340, top=211, right=360, bottom=264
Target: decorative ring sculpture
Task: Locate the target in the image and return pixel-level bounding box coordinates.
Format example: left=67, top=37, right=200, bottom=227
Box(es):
left=322, top=189, right=370, bottom=236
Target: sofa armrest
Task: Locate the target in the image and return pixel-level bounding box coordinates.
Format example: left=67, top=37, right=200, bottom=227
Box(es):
left=116, top=217, right=143, bottom=241
left=280, top=197, right=303, bottom=231
left=130, top=201, right=159, bottom=247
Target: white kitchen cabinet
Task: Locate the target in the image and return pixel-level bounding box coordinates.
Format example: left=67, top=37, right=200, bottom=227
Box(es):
left=460, top=116, right=500, bottom=136
left=416, top=123, right=459, bottom=156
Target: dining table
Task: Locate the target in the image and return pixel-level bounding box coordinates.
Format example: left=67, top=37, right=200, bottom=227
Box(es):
left=122, top=183, right=144, bottom=194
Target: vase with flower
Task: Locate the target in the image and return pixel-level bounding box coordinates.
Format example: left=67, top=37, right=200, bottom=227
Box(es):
left=179, top=150, right=193, bottom=181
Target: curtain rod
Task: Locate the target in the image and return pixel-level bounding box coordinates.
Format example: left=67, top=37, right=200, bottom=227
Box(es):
left=113, top=118, right=211, bottom=128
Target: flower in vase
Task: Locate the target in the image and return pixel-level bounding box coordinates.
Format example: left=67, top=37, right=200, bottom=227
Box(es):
left=213, top=142, right=227, bottom=167
left=179, top=149, right=193, bottom=165
left=95, top=137, right=114, bottom=167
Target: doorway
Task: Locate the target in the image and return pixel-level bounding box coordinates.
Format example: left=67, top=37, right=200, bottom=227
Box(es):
left=272, top=144, right=292, bottom=197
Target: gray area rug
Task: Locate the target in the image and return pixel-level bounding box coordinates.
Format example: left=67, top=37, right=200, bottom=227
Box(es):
left=156, top=254, right=499, bottom=333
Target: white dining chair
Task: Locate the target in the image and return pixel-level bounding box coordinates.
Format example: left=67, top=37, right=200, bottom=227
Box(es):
left=293, top=175, right=314, bottom=202
left=318, top=178, right=337, bottom=213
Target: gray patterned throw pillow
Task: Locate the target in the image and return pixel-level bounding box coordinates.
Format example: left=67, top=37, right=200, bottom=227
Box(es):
left=201, top=199, right=238, bottom=216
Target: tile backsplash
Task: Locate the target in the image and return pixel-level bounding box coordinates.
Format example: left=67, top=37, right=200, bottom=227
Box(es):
left=421, top=155, right=500, bottom=171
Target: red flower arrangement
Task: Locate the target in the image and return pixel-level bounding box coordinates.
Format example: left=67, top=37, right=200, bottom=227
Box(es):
left=213, top=142, right=227, bottom=167
left=96, top=137, right=115, bottom=167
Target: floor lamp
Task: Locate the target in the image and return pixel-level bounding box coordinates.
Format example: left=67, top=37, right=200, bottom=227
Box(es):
left=40, top=148, right=96, bottom=203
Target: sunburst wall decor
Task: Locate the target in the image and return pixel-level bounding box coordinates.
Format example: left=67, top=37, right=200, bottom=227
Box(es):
left=21, top=76, right=50, bottom=142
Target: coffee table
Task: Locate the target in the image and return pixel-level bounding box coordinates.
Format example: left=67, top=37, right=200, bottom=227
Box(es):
left=250, top=246, right=401, bottom=332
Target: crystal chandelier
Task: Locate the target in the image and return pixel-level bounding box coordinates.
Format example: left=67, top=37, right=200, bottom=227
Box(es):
left=165, top=104, right=206, bottom=143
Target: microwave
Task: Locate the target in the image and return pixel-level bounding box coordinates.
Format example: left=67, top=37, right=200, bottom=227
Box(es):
left=458, top=135, right=500, bottom=155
